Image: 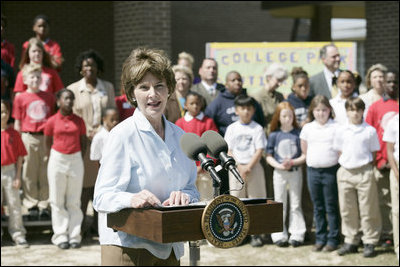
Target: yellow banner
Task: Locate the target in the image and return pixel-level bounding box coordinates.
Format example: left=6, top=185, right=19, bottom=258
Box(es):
left=206, top=42, right=357, bottom=95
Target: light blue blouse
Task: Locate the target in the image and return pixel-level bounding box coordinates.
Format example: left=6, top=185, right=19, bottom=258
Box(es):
left=93, top=109, right=199, bottom=260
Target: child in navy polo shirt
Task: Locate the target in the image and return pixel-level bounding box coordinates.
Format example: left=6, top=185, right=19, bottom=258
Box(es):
left=175, top=91, right=218, bottom=201
left=44, top=88, right=86, bottom=250
left=285, top=67, right=312, bottom=128
left=266, top=101, right=306, bottom=248
left=1, top=100, right=29, bottom=248
left=12, top=63, right=55, bottom=220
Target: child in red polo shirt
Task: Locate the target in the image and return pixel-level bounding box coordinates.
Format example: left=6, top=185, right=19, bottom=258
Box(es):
left=44, top=88, right=86, bottom=250
left=1, top=100, right=29, bottom=248
left=175, top=91, right=218, bottom=201
left=12, top=63, right=55, bottom=220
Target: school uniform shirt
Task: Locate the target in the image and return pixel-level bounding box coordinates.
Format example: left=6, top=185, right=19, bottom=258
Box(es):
left=365, top=96, right=399, bottom=169
left=333, top=122, right=380, bottom=169
left=224, top=120, right=267, bottom=165
left=330, top=95, right=349, bottom=125
left=1, top=127, right=27, bottom=166
left=93, top=108, right=199, bottom=260
left=175, top=112, right=218, bottom=137
left=285, top=93, right=312, bottom=126
left=44, top=111, right=86, bottom=154
left=300, top=119, right=339, bottom=168
left=382, top=113, right=399, bottom=163
left=205, top=89, right=265, bottom=136
left=12, top=90, right=55, bottom=132
left=90, top=126, right=110, bottom=161
left=115, top=94, right=135, bottom=122
left=266, top=128, right=302, bottom=163
left=1, top=40, right=15, bottom=68
left=13, top=66, right=64, bottom=94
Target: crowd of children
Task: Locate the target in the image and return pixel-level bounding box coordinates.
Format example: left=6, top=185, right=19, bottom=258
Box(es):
left=1, top=12, right=399, bottom=262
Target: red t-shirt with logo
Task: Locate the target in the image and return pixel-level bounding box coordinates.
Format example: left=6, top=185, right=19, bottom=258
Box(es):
left=365, top=97, right=399, bottom=169
left=12, top=90, right=55, bottom=132
left=1, top=127, right=28, bottom=166
left=115, top=94, right=135, bottom=121
left=44, top=111, right=86, bottom=154
left=13, top=66, right=64, bottom=94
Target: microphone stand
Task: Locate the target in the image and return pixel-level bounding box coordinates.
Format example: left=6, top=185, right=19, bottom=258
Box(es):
left=189, top=160, right=222, bottom=266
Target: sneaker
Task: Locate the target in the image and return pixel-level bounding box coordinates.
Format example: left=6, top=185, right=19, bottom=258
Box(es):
left=57, top=242, right=70, bottom=249
left=275, top=239, right=289, bottom=247
left=39, top=209, right=51, bottom=221
left=289, top=240, right=303, bottom=247
left=312, top=243, right=324, bottom=252
left=70, top=242, right=81, bottom=249
left=250, top=235, right=263, bottom=247
left=363, top=244, right=376, bottom=258
left=337, top=243, right=358, bottom=256
left=15, top=237, right=29, bottom=248
left=28, top=207, right=39, bottom=221
left=322, top=244, right=337, bottom=252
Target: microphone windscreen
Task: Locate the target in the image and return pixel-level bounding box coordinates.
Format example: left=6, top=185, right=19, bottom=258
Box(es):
left=179, top=133, right=207, bottom=161
left=201, top=130, right=228, bottom=158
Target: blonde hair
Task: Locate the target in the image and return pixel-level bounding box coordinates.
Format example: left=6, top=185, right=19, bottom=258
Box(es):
left=172, top=64, right=194, bottom=85
left=178, top=52, right=194, bottom=66
left=121, top=47, right=176, bottom=106
left=22, top=63, right=42, bottom=80
left=365, top=63, right=387, bottom=89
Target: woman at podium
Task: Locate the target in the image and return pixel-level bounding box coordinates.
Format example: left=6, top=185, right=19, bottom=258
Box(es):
left=93, top=47, right=200, bottom=266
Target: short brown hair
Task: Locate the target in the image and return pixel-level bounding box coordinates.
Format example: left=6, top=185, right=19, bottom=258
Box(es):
left=345, top=96, right=365, bottom=111
left=121, top=47, right=176, bottom=106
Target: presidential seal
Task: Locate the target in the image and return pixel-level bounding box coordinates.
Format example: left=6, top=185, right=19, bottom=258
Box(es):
left=201, top=195, right=249, bottom=248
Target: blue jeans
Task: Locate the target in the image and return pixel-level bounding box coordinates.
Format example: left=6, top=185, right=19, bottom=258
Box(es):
left=307, top=165, right=340, bottom=247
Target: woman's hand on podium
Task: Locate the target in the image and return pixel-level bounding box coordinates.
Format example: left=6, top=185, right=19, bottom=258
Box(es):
left=131, top=189, right=162, bottom=208
left=162, top=191, right=189, bottom=206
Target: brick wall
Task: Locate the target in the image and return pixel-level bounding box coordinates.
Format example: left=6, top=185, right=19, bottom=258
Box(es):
left=113, top=1, right=172, bottom=94
left=171, top=1, right=296, bottom=73
left=365, top=1, right=399, bottom=73
left=1, top=1, right=115, bottom=88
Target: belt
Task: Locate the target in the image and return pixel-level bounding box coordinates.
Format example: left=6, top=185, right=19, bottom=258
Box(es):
left=22, top=131, right=43, bottom=135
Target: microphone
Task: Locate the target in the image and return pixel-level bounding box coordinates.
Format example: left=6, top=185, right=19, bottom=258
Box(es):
left=179, top=133, right=221, bottom=184
left=201, top=130, right=245, bottom=185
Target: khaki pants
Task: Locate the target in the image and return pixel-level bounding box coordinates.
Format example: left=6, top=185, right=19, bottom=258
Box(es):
left=1, top=164, right=27, bottom=241
left=21, top=133, right=49, bottom=210
left=373, top=166, right=393, bottom=240
left=47, top=149, right=84, bottom=245
left=389, top=161, right=399, bottom=259
left=337, top=164, right=381, bottom=245
left=101, top=245, right=179, bottom=266
left=229, top=162, right=266, bottom=199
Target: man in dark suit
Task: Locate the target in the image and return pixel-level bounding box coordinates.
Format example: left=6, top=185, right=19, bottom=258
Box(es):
left=191, top=58, right=225, bottom=106
left=309, top=44, right=341, bottom=99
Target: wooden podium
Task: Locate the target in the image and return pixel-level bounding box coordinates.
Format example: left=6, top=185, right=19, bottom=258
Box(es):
left=107, top=199, right=283, bottom=243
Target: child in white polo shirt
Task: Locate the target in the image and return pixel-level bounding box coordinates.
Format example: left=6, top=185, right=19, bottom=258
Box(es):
left=300, top=95, right=340, bottom=253
left=333, top=97, right=381, bottom=258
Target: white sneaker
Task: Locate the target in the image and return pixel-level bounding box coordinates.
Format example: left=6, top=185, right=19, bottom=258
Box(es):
left=15, top=237, right=29, bottom=248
